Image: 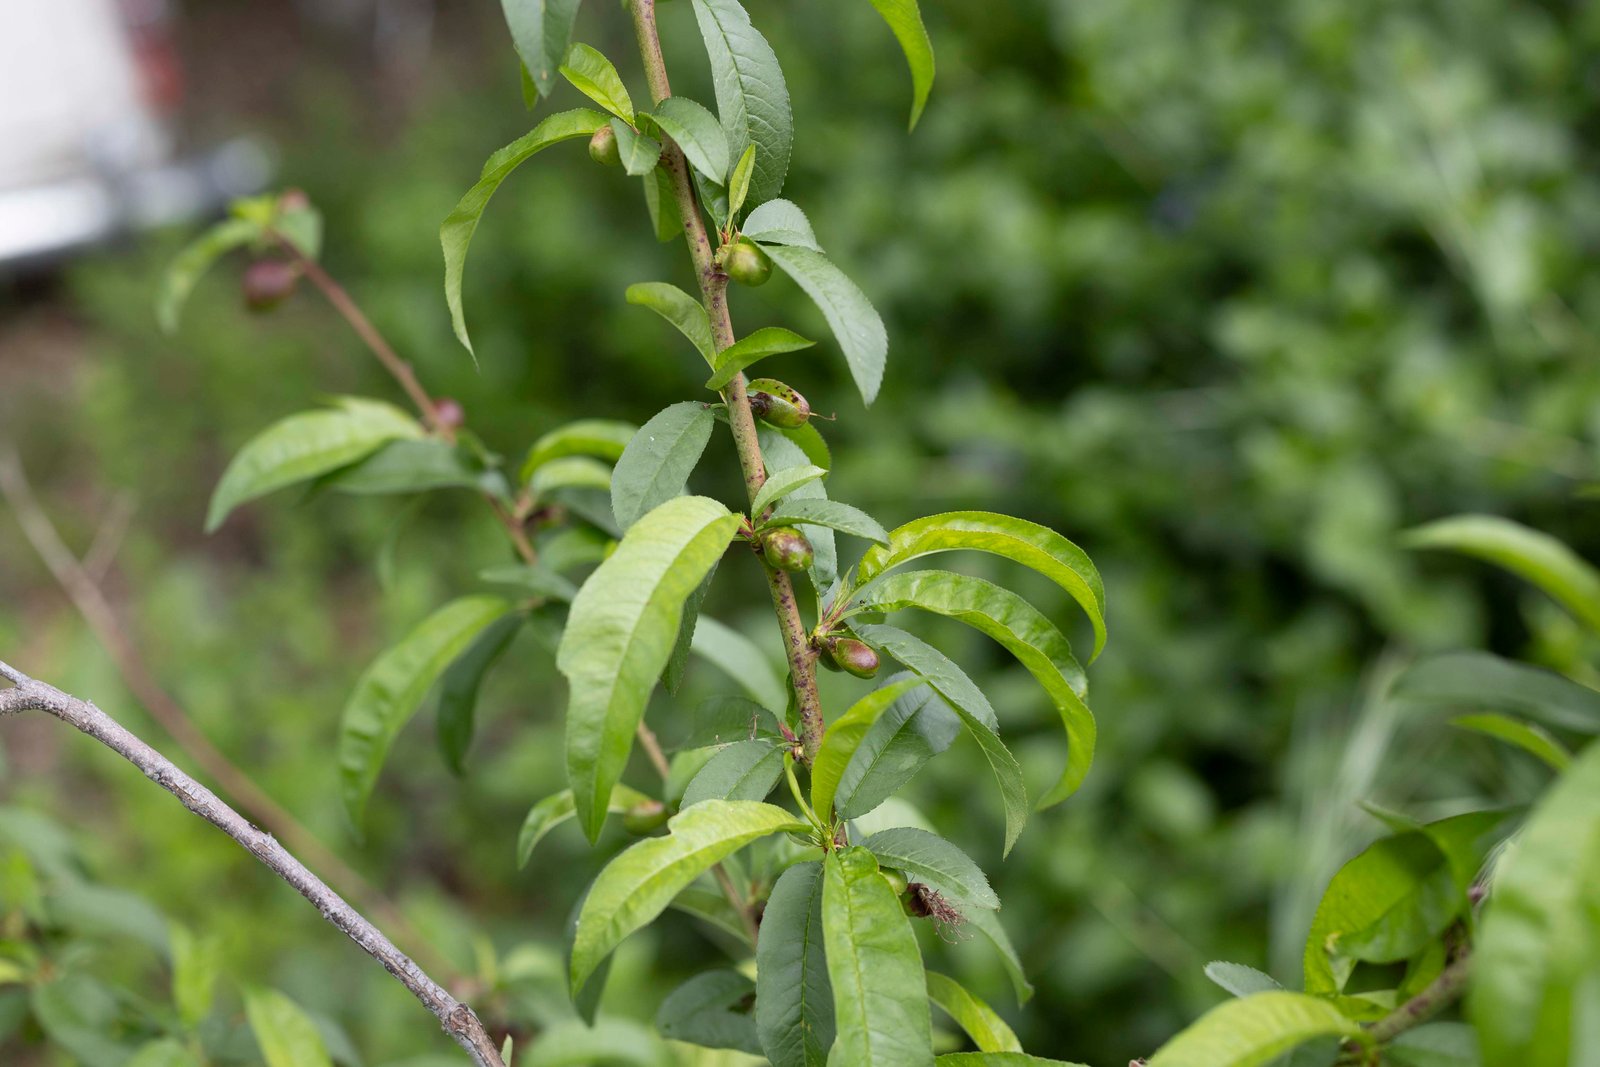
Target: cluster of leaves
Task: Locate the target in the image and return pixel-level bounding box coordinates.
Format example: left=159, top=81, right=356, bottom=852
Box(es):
left=0, top=806, right=359, bottom=1067
left=1140, top=516, right=1600, bottom=1065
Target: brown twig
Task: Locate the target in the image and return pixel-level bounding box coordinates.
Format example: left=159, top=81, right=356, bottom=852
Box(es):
left=1364, top=953, right=1472, bottom=1046
left=0, top=663, right=504, bottom=1067
left=0, top=447, right=453, bottom=981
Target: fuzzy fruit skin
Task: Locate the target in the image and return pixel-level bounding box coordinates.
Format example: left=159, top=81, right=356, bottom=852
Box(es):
left=589, top=125, right=621, bottom=167
left=724, top=239, right=772, bottom=287
left=762, top=526, right=814, bottom=572
left=747, top=378, right=811, bottom=428
left=622, top=800, right=670, bottom=835
left=881, top=868, right=909, bottom=897
left=823, top=636, right=880, bottom=679
left=241, top=259, right=299, bottom=311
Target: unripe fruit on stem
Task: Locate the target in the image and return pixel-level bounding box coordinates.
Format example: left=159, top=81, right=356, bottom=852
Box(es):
left=434, top=398, right=465, bottom=431
left=724, top=239, right=772, bottom=286
left=823, top=636, right=880, bottom=679
left=622, top=800, right=669, bottom=835
left=880, top=868, right=909, bottom=897
left=241, top=259, right=300, bottom=311
left=762, top=526, right=813, bottom=572
left=589, top=125, right=621, bottom=167
left=747, top=378, right=810, bottom=428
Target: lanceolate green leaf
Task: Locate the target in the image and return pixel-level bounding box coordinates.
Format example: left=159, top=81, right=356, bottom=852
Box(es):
left=625, top=283, right=716, bottom=365
left=856, top=512, right=1107, bottom=662
left=690, top=616, right=788, bottom=712
left=338, top=595, right=511, bottom=826
left=752, top=464, right=830, bottom=518
left=158, top=217, right=260, bottom=334
left=936, top=1057, right=1086, bottom=1067
left=523, top=419, right=637, bottom=482
left=436, top=610, right=523, bottom=775
left=1450, top=713, right=1572, bottom=771
left=1404, top=514, right=1600, bottom=633
left=854, top=624, right=1029, bottom=855
left=559, top=43, right=634, bottom=122
left=863, top=826, right=998, bottom=910
left=516, top=784, right=656, bottom=868
left=128, top=1040, right=200, bottom=1067
left=728, top=143, right=757, bottom=217
left=813, top=678, right=923, bottom=820
left=1470, top=741, right=1600, bottom=1067
left=612, top=119, right=664, bottom=176
left=925, top=972, right=1021, bottom=1053
left=531, top=455, right=612, bottom=494
left=656, top=970, right=762, bottom=1054
left=611, top=402, right=718, bottom=530
left=690, top=0, right=792, bottom=207
left=824, top=847, right=935, bottom=1067
left=857, top=570, right=1095, bottom=808
left=323, top=439, right=482, bottom=496
left=757, top=860, right=835, bottom=1067
left=681, top=739, right=786, bottom=807
left=1392, top=651, right=1600, bottom=734
left=650, top=97, right=730, bottom=184
left=866, top=0, right=936, bottom=128
left=500, top=0, right=582, bottom=96
left=742, top=199, right=821, bottom=251
left=1147, top=992, right=1362, bottom=1067
left=1203, top=961, right=1283, bottom=998
left=558, top=496, right=740, bottom=840
left=766, top=499, right=889, bottom=546
left=761, top=244, right=888, bottom=405
left=705, top=327, right=816, bottom=390
left=206, top=398, right=422, bottom=532
left=835, top=676, right=960, bottom=819
left=243, top=987, right=334, bottom=1067
left=442, top=108, right=609, bottom=355
left=569, top=800, right=807, bottom=995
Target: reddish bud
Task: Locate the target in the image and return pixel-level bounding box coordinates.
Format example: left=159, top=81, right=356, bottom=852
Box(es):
left=823, top=636, right=880, bottom=679
left=277, top=188, right=312, bottom=212
left=241, top=258, right=300, bottom=311
left=762, top=526, right=814, bottom=572
left=434, top=398, right=465, bottom=430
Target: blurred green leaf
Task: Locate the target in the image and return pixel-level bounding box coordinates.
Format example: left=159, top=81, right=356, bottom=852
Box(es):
left=558, top=495, right=739, bottom=839
left=244, top=987, right=335, bottom=1067
left=1146, top=992, right=1362, bottom=1067
left=570, top=800, right=806, bottom=995
left=521, top=419, right=637, bottom=482
left=30, top=973, right=136, bottom=1066
left=516, top=783, right=655, bottom=867
left=1470, top=741, right=1600, bottom=1067
left=935, top=1057, right=1086, bottom=1066
left=823, top=846, right=935, bottom=1066
left=655, top=969, right=761, bottom=1054
left=925, top=971, right=1021, bottom=1053
left=865, top=0, right=936, bottom=128
left=441, top=108, right=609, bottom=355
left=206, top=397, right=422, bottom=532
left=689, top=617, right=789, bottom=712
left=1392, top=651, right=1600, bottom=733
left=127, top=1040, right=200, bottom=1067
left=339, top=594, right=512, bottom=826
left=1384, top=1023, right=1480, bottom=1067
left=1404, top=515, right=1600, bottom=633
left=1203, top=961, right=1282, bottom=998
left=168, top=922, right=219, bottom=1030
left=531, top=455, right=613, bottom=494
left=157, top=217, right=260, bottom=334
left=1450, top=713, right=1571, bottom=771
left=324, top=439, right=483, bottom=496
left=523, top=1018, right=673, bottom=1067
left=436, top=610, right=524, bottom=774
left=761, top=244, right=887, bottom=406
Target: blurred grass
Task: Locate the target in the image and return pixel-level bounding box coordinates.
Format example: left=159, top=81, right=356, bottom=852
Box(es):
left=4, top=0, right=1600, bottom=1061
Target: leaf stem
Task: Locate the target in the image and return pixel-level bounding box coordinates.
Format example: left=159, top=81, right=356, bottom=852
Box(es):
left=627, top=0, right=828, bottom=763
left=784, top=753, right=826, bottom=837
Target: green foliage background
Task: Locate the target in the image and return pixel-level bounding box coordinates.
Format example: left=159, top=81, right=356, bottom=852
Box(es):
left=3, top=0, right=1599, bottom=1061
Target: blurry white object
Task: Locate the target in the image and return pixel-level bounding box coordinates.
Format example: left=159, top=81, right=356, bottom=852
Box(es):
left=0, top=0, right=269, bottom=269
